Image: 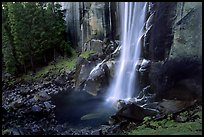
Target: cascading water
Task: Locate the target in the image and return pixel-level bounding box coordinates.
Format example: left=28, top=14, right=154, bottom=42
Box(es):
left=106, top=2, right=147, bottom=102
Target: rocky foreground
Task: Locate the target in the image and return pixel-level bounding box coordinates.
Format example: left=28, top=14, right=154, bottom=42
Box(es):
left=2, top=70, right=202, bottom=135
left=2, top=71, right=107, bottom=135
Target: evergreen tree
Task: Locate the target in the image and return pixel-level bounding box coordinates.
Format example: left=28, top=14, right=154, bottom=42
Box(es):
left=2, top=2, right=72, bottom=75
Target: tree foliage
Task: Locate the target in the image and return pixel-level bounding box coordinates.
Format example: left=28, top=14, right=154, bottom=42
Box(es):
left=2, top=2, right=72, bottom=75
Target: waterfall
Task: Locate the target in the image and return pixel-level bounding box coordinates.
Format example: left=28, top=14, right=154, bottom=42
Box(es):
left=106, top=2, right=147, bottom=102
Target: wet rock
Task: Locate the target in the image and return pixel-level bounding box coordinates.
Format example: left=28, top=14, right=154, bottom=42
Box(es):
left=111, top=46, right=121, bottom=58
left=135, top=86, right=155, bottom=106
left=75, top=58, right=96, bottom=91
left=150, top=58, right=202, bottom=102
left=91, top=129, right=103, bottom=135
left=27, top=97, right=37, bottom=105
left=31, top=105, right=42, bottom=112
left=105, top=60, right=116, bottom=78
left=103, top=41, right=119, bottom=55
left=139, top=59, right=151, bottom=72
left=145, top=12, right=155, bottom=30
left=11, top=128, right=21, bottom=135
left=83, top=63, right=110, bottom=96
left=34, top=91, right=51, bottom=101
left=31, top=124, right=43, bottom=135
left=112, top=103, right=159, bottom=123
left=54, top=75, right=66, bottom=86
left=2, top=129, right=12, bottom=135
left=158, top=99, right=197, bottom=114
left=44, top=101, right=52, bottom=111
left=42, top=81, right=51, bottom=88
left=10, top=98, right=23, bottom=110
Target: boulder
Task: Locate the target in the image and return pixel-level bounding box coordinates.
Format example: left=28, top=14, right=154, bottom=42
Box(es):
left=104, top=60, right=116, bottom=78
left=139, top=59, right=151, bottom=72
left=83, top=63, right=110, bottom=96
left=74, top=58, right=97, bottom=91
left=34, top=91, right=51, bottom=102
left=103, top=41, right=119, bottom=55
left=158, top=99, right=197, bottom=114
left=112, top=103, right=158, bottom=123
left=44, top=101, right=52, bottom=110
left=10, top=98, right=23, bottom=110
left=31, top=105, right=42, bottom=113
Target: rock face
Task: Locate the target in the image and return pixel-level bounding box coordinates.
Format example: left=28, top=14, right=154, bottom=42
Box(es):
left=144, top=2, right=177, bottom=61
left=169, top=2, right=202, bottom=61
left=60, top=2, right=120, bottom=52
left=145, top=2, right=202, bottom=102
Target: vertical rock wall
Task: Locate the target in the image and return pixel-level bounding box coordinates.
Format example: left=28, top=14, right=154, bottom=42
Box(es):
left=169, top=2, right=202, bottom=61
left=145, top=2, right=202, bottom=101
left=60, top=2, right=120, bottom=52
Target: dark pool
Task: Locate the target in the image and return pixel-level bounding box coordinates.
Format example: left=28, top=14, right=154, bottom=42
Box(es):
left=51, top=90, right=116, bottom=128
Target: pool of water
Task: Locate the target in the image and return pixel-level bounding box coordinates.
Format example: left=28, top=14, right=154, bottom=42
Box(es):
left=51, top=90, right=116, bottom=128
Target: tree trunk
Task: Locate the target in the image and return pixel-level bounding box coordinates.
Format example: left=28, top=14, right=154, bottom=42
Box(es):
left=53, top=48, right=56, bottom=61
left=43, top=54, right=47, bottom=65
left=30, top=55, right=36, bottom=73
left=24, top=64, right=27, bottom=74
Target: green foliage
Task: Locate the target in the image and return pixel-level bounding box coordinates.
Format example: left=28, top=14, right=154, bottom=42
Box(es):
left=128, top=112, right=202, bottom=135
left=60, top=41, right=74, bottom=57
left=20, top=51, right=77, bottom=81
left=2, top=2, right=72, bottom=75
left=79, top=50, right=96, bottom=59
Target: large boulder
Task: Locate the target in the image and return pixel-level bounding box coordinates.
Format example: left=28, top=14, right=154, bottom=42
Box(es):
left=83, top=63, right=110, bottom=96
left=34, top=91, right=51, bottom=102
left=111, top=103, right=158, bottom=124
left=83, top=39, right=104, bottom=53
left=74, top=57, right=97, bottom=91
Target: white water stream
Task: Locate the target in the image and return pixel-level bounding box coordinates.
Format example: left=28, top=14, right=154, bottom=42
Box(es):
left=106, top=2, right=147, bottom=102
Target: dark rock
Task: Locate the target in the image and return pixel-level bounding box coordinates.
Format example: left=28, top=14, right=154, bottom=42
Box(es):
left=150, top=58, right=202, bottom=102
left=31, top=105, right=42, bottom=112
left=75, top=58, right=96, bottom=91
left=42, top=81, right=51, bottom=88
left=54, top=76, right=66, bottom=86
left=34, top=91, right=51, bottom=101
left=104, top=60, right=116, bottom=78
left=147, top=2, right=177, bottom=61
left=11, top=128, right=21, bottom=135
left=103, top=41, right=118, bottom=55
left=44, top=101, right=52, bottom=111
left=158, top=99, right=197, bottom=114
left=2, top=106, right=7, bottom=115
left=169, top=2, right=202, bottom=61
left=2, top=129, right=12, bottom=135
left=83, top=63, right=110, bottom=96
left=174, top=115, right=188, bottom=122
left=10, top=98, right=23, bottom=110
left=139, top=59, right=151, bottom=71
left=145, top=12, right=155, bottom=30
left=112, top=103, right=158, bottom=123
